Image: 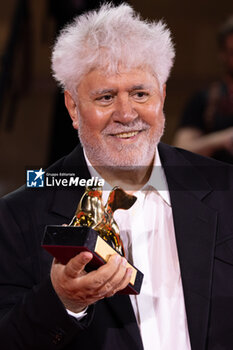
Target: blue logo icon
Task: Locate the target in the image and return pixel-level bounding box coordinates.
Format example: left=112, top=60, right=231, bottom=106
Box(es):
left=27, top=168, right=45, bottom=187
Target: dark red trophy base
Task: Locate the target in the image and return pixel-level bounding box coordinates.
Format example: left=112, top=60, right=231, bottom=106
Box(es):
left=42, top=225, right=143, bottom=295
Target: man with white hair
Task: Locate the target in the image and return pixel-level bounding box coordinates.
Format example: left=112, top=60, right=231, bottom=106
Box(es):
left=0, top=3, right=233, bottom=350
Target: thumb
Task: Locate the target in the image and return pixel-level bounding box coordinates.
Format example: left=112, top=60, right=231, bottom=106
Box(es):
left=64, top=251, right=93, bottom=278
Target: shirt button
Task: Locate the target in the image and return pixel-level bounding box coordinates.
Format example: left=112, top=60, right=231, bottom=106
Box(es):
left=53, top=333, right=62, bottom=344
left=51, top=328, right=65, bottom=345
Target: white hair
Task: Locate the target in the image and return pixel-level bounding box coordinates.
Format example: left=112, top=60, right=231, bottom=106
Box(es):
left=51, top=3, right=175, bottom=96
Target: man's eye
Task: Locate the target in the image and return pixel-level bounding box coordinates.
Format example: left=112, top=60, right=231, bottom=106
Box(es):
left=132, top=91, right=149, bottom=101
left=96, top=95, right=113, bottom=103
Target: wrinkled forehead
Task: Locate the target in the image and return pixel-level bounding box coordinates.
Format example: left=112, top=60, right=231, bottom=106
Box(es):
left=76, top=64, right=160, bottom=95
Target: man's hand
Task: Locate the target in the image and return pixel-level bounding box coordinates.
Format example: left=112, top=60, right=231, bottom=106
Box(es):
left=50, top=252, right=132, bottom=313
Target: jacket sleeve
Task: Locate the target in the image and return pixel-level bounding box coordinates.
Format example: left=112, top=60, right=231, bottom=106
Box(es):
left=0, top=197, right=94, bottom=349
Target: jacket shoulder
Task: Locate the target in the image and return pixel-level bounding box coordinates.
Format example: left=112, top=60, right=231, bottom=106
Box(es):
left=158, top=142, right=233, bottom=191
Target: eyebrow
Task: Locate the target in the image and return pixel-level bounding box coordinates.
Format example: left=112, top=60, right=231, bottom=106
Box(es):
left=90, top=88, right=116, bottom=96
left=130, top=84, right=153, bottom=91
left=90, top=84, right=153, bottom=96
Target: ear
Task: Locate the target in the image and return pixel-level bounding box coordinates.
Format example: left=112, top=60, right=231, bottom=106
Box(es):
left=64, top=90, right=79, bottom=130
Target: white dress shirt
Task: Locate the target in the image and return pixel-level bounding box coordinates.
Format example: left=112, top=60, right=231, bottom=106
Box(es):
left=78, top=148, right=192, bottom=349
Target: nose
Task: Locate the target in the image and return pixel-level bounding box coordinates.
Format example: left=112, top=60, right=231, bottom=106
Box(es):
left=112, top=95, right=138, bottom=123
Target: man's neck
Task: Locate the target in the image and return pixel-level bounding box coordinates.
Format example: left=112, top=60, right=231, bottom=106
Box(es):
left=93, top=163, right=154, bottom=192
left=83, top=149, right=155, bottom=191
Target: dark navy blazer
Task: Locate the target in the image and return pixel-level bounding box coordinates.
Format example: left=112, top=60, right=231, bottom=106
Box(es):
left=0, top=143, right=233, bottom=350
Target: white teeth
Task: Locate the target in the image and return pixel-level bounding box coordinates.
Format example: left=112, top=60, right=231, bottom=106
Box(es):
left=115, top=131, right=139, bottom=138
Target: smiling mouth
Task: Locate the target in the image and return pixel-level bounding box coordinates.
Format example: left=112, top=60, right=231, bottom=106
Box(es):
left=111, top=131, right=141, bottom=139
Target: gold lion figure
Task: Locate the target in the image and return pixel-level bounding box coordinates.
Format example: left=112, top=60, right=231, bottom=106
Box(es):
left=70, top=186, right=137, bottom=256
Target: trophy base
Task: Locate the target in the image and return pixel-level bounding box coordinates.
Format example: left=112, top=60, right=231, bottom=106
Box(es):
left=42, top=225, right=143, bottom=295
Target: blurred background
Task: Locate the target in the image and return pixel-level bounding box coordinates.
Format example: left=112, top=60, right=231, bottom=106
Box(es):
left=0, top=0, right=232, bottom=196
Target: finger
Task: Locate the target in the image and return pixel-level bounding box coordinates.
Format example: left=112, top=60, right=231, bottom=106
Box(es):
left=53, top=257, right=60, bottom=265
left=113, top=267, right=133, bottom=295
left=103, top=268, right=133, bottom=298
left=83, top=254, right=122, bottom=290
left=64, top=251, right=93, bottom=278
left=97, top=259, right=132, bottom=297
left=104, top=257, right=128, bottom=289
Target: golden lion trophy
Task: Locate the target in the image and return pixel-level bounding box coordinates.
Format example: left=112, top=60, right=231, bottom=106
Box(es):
left=42, top=186, right=143, bottom=294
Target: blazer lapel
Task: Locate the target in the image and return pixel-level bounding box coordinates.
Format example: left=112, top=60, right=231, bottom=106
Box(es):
left=48, top=145, right=91, bottom=220
left=158, top=143, right=218, bottom=350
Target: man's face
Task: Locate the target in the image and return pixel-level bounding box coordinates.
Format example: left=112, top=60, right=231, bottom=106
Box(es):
left=66, top=68, right=166, bottom=168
